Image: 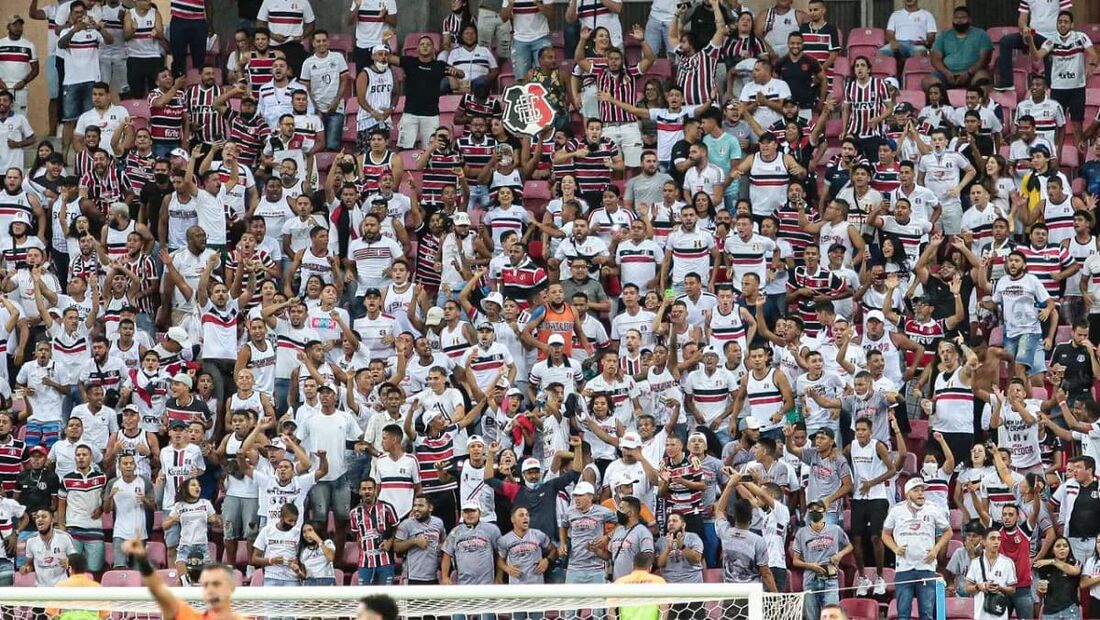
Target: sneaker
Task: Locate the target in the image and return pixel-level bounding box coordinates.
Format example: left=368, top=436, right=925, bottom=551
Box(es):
left=873, top=576, right=887, bottom=595
left=855, top=575, right=872, bottom=597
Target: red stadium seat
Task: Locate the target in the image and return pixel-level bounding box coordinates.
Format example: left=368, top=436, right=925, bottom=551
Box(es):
left=839, top=598, right=878, bottom=620
left=909, top=419, right=929, bottom=442
left=1088, top=88, right=1100, bottom=106
left=896, top=90, right=925, bottom=110
left=847, top=27, right=884, bottom=48
left=102, top=570, right=143, bottom=587
left=901, top=452, right=918, bottom=475
left=832, top=56, right=850, bottom=79
left=649, top=58, right=672, bottom=79
left=986, top=26, right=1016, bottom=46
left=1084, top=23, right=1100, bottom=44
left=334, top=568, right=347, bottom=585
left=887, top=599, right=898, bottom=620
left=949, top=509, right=963, bottom=532
left=846, top=45, right=879, bottom=64
left=249, top=568, right=265, bottom=587
left=157, top=569, right=181, bottom=586
left=342, top=115, right=358, bottom=147
left=947, top=89, right=966, bottom=107
left=315, top=152, right=337, bottom=174
left=440, top=95, right=463, bottom=113
left=869, top=56, right=896, bottom=78
left=326, top=33, right=355, bottom=54
left=14, top=571, right=34, bottom=587
left=1060, top=144, right=1080, bottom=170
left=946, top=598, right=974, bottom=619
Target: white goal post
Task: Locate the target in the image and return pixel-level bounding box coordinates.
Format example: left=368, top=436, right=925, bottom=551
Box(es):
left=0, top=583, right=804, bottom=620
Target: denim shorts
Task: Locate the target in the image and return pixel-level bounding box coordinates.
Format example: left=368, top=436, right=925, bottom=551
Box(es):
left=62, top=81, right=94, bottom=122
left=177, top=543, right=210, bottom=564
left=1004, top=331, right=1047, bottom=373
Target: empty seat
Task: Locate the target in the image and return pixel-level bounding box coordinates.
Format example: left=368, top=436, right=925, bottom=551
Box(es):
left=869, top=56, right=896, bottom=78
left=122, top=99, right=150, bottom=119
left=832, top=56, right=850, bottom=78
left=847, top=27, right=884, bottom=48
left=986, top=26, right=1017, bottom=45
left=846, top=45, right=879, bottom=64
left=839, top=598, right=878, bottom=620
left=946, top=598, right=974, bottom=620
left=102, top=570, right=143, bottom=587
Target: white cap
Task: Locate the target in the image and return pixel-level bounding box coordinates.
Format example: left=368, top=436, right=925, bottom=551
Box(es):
left=521, top=457, right=542, bottom=472
left=480, top=291, right=503, bottom=313
left=422, top=409, right=442, bottom=426
left=169, top=147, right=190, bottom=161
left=619, top=431, right=642, bottom=449
left=424, top=307, right=444, bottom=326
left=495, top=375, right=510, bottom=389
left=371, top=44, right=390, bottom=55
left=461, top=500, right=481, bottom=511
left=8, top=211, right=30, bottom=227
left=506, top=388, right=523, bottom=398
left=865, top=310, right=886, bottom=323
left=466, top=435, right=485, bottom=446
left=701, top=346, right=720, bottom=358
left=452, top=212, right=471, bottom=226
left=884, top=77, right=900, bottom=90
left=171, top=372, right=193, bottom=389
left=166, top=326, right=190, bottom=347
left=744, top=417, right=762, bottom=430
left=904, top=478, right=927, bottom=495
left=572, top=481, right=596, bottom=496
left=547, top=334, right=566, bottom=346
left=614, top=474, right=639, bottom=488
left=688, top=431, right=708, bottom=445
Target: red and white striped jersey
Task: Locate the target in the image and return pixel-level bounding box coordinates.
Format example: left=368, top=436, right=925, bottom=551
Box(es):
left=1019, top=242, right=1074, bottom=295
left=566, top=137, right=619, bottom=194
left=185, top=83, right=225, bottom=145
left=170, top=0, right=206, bottom=21
left=843, top=77, right=889, bottom=139
left=349, top=501, right=400, bottom=568
left=147, top=88, right=186, bottom=145
left=591, top=65, right=643, bottom=123
left=674, top=42, right=722, bottom=106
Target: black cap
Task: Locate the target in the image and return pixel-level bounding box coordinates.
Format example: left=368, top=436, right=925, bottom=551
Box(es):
left=168, top=419, right=188, bottom=430
left=913, top=295, right=934, bottom=306
left=364, top=288, right=382, bottom=297
left=815, top=428, right=835, bottom=440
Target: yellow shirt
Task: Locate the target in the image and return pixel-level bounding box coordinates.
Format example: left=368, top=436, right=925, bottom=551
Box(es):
left=613, top=571, right=666, bottom=620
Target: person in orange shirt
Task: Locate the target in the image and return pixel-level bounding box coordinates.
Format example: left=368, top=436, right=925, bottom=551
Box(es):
left=611, top=551, right=667, bottom=620
left=121, top=539, right=245, bottom=620
left=601, top=474, right=657, bottom=535
left=46, top=554, right=109, bottom=620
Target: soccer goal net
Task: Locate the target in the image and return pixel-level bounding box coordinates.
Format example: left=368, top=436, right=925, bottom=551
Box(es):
left=0, top=583, right=804, bottom=620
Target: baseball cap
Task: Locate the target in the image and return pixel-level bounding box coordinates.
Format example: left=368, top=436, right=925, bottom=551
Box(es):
left=7, top=16, right=25, bottom=26
left=547, top=334, right=566, bottom=346
left=168, top=419, right=189, bottom=430
left=506, top=388, right=523, bottom=399
left=815, top=428, right=835, bottom=441
left=46, top=307, right=61, bottom=317
left=572, top=481, right=596, bottom=496
left=701, top=346, right=720, bottom=358
left=904, top=478, right=927, bottom=494
left=619, top=431, right=642, bottom=449
left=467, top=435, right=485, bottom=446
left=614, top=474, right=639, bottom=488
left=28, top=445, right=47, bottom=456
left=883, top=77, right=900, bottom=91
left=422, top=409, right=442, bottom=425
left=865, top=310, right=886, bottom=323
left=476, top=322, right=494, bottom=332
left=893, top=101, right=914, bottom=115
left=743, top=417, right=762, bottom=431
left=913, top=295, right=934, bottom=306
left=688, top=431, right=708, bottom=445
left=363, top=288, right=382, bottom=298
left=122, top=404, right=140, bottom=414
left=171, top=373, right=193, bottom=389
left=371, top=44, right=390, bottom=54
left=1029, top=144, right=1051, bottom=158
left=521, top=457, right=542, bottom=472
left=452, top=212, right=471, bottom=226
left=166, top=326, right=190, bottom=347
left=424, top=307, right=444, bottom=326
left=461, top=500, right=481, bottom=511
left=169, top=147, right=190, bottom=162
left=317, top=383, right=336, bottom=393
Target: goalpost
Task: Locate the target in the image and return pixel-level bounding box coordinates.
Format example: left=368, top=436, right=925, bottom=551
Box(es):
left=0, top=583, right=804, bottom=620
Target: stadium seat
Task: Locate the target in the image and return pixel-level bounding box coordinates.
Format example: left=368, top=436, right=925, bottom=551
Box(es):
left=249, top=568, right=265, bottom=587
left=14, top=571, right=34, bottom=587
left=847, top=27, right=884, bottom=48
left=334, top=568, right=347, bottom=585
left=946, top=89, right=966, bottom=107
left=1084, top=23, right=1100, bottom=43
left=649, top=58, right=672, bottom=79
left=909, top=419, right=929, bottom=442
left=946, top=598, right=974, bottom=619
left=341, top=541, right=360, bottom=567
left=440, top=95, right=463, bottom=113
left=232, top=569, right=245, bottom=586
left=869, top=56, right=896, bottom=78
left=625, top=46, right=642, bottom=65
left=886, top=599, right=898, bottom=620
left=186, top=67, right=223, bottom=85
left=832, top=57, right=850, bottom=79
left=846, top=46, right=878, bottom=64
left=702, top=568, right=723, bottom=583
left=102, top=570, right=144, bottom=587
left=326, top=33, right=355, bottom=54
left=986, top=26, right=1016, bottom=45
left=839, top=598, right=878, bottom=620
left=157, top=569, right=181, bottom=586
left=342, top=115, right=359, bottom=147
left=949, top=509, right=963, bottom=532
left=499, top=75, right=518, bottom=92
left=1060, top=144, right=1080, bottom=170
left=223, top=541, right=252, bottom=566
left=399, top=150, right=422, bottom=170
left=315, top=152, right=337, bottom=175
left=896, top=90, right=925, bottom=110
left=901, top=452, right=917, bottom=475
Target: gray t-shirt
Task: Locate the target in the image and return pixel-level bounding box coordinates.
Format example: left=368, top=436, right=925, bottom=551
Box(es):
left=441, top=520, right=502, bottom=585
left=624, top=172, right=673, bottom=207
left=561, top=504, right=617, bottom=571
left=496, top=528, right=553, bottom=584
left=946, top=547, right=976, bottom=594
left=698, top=454, right=727, bottom=522
left=799, top=446, right=853, bottom=514
left=792, top=523, right=850, bottom=566
left=654, top=532, right=704, bottom=583
left=608, top=523, right=655, bottom=580
left=715, top=517, right=768, bottom=583
left=395, top=516, right=447, bottom=582
left=841, top=392, right=891, bottom=444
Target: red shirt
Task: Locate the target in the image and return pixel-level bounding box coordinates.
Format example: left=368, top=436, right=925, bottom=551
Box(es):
left=998, top=526, right=1032, bottom=587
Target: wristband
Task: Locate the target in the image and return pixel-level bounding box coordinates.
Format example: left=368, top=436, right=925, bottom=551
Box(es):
left=130, top=555, right=154, bottom=576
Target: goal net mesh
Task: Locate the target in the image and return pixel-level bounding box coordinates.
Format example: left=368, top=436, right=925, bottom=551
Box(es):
left=0, top=584, right=805, bottom=620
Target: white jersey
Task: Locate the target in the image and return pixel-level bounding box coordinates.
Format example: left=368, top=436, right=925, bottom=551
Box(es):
left=708, top=306, right=748, bottom=353
left=356, top=67, right=395, bottom=131
left=850, top=439, right=889, bottom=500
left=932, top=367, right=974, bottom=435
left=861, top=332, right=903, bottom=386
left=723, top=232, right=776, bottom=284
left=995, top=398, right=1042, bottom=470
left=745, top=369, right=784, bottom=432
left=747, top=153, right=790, bottom=217
left=991, top=273, right=1050, bottom=339
left=1042, top=31, right=1093, bottom=90
left=244, top=341, right=277, bottom=395
left=666, top=227, right=714, bottom=285
left=1067, top=235, right=1096, bottom=298
left=165, top=192, right=199, bottom=251
left=1043, top=194, right=1075, bottom=247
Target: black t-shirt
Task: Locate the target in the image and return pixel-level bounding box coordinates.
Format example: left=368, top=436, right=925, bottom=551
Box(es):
left=669, top=139, right=694, bottom=188
left=1069, top=481, right=1100, bottom=537
left=1051, top=342, right=1094, bottom=397
left=400, top=56, right=451, bottom=117
left=16, top=467, right=60, bottom=529
left=924, top=273, right=975, bottom=331
left=1036, top=563, right=1081, bottom=614
left=775, top=55, right=821, bottom=109
left=238, top=0, right=262, bottom=20
left=139, top=182, right=171, bottom=235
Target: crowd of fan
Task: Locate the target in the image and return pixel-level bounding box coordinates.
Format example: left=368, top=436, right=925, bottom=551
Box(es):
left=5, top=0, right=1100, bottom=619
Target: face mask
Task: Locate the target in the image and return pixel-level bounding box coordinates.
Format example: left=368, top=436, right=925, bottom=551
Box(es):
left=374, top=61, right=387, bottom=71
left=616, top=511, right=629, bottom=525
left=338, top=162, right=354, bottom=173
left=500, top=157, right=513, bottom=167
left=922, top=462, right=938, bottom=478
left=808, top=511, right=824, bottom=524
left=524, top=480, right=539, bottom=490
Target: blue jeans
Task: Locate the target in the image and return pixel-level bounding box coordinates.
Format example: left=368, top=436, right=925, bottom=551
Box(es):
left=468, top=184, right=490, bottom=211
left=1043, top=605, right=1081, bottom=620
left=264, top=577, right=301, bottom=586
left=702, top=521, right=720, bottom=568
left=303, top=576, right=337, bottom=586
left=802, top=575, right=839, bottom=620
left=510, top=37, right=552, bottom=85
left=72, top=537, right=105, bottom=572
left=564, top=569, right=606, bottom=620
left=357, top=564, right=395, bottom=585
left=169, top=18, right=208, bottom=75
left=895, top=569, right=937, bottom=620
left=877, top=41, right=927, bottom=59
left=1005, top=331, right=1048, bottom=374
left=998, top=32, right=1048, bottom=87
left=322, top=112, right=344, bottom=151
left=825, top=512, right=842, bottom=527
left=274, top=378, right=290, bottom=415
left=1011, top=586, right=1034, bottom=620
left=644, top=18, right=671, bottom=57
left=152, top=142, right=177, bottom=158
left=62, top=81, right=93, bottom=122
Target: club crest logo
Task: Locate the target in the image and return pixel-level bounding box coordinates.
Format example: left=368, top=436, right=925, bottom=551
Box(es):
left=502, top=83, right=558, bottom=136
